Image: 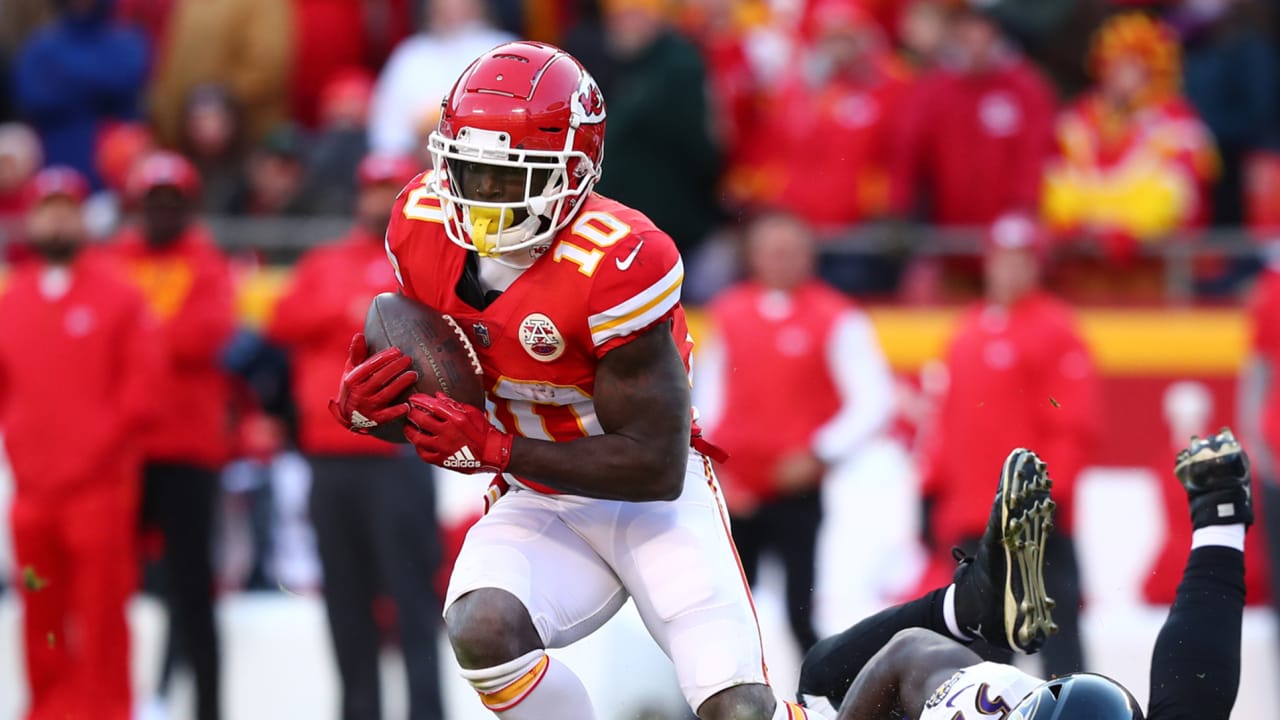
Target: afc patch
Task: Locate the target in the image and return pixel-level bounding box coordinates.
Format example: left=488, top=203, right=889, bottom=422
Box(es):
left=519, top=313, right=564, bottom=362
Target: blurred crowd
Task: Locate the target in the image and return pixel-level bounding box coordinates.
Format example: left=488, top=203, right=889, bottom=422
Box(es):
left=1, top=0, right=1280, bottom=301
left=3, top=0, right=1280, bottom=719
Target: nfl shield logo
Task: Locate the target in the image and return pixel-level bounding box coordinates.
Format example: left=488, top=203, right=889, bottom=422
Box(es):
left=472, top=321, right=491, bottom=348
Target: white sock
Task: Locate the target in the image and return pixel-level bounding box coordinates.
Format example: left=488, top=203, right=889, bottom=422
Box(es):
left=942, top=584, right=969, bottom=641
left=770, top=697, right=810, bottom=719
left=1191, top=524, right=1246, bottom=552
left=459, top=650, right=597, bottom=719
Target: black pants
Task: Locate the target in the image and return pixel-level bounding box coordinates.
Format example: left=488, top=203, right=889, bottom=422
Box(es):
left=732, top=489, right=822, bottom=653
left=140, top=462, right=221, bottom=720
left=799, top=546, right=1247, bottom=719
left=1263, top=481, right=1280, bottom=633
left=957, top=533, right=1085, bottom=676
left=309, top=454, right=444, bottom=720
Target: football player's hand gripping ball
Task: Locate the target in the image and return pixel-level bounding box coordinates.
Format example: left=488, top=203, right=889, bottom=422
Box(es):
left=404, top=392, right=513, bottom=474
left=329, top=333, right=418, bottom=434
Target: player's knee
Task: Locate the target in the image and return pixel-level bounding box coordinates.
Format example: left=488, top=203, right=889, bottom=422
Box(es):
left=445, top=588, right=543, bottom=669
left=697, top=683, right=775, bottom=720
left=798, top=632, right=844, bottom=698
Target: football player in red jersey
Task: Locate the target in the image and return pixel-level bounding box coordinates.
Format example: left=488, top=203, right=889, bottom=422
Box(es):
left=328, top=41, right=811, bottom=720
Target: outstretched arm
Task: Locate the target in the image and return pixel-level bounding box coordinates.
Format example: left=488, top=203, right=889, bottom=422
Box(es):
left=837, top=629, right=980, bottom=720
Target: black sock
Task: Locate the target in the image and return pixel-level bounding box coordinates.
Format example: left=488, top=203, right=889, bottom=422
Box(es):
left=798, top=588, right=952, bottom=707
left=1147, top=546, right=1245, bottom=720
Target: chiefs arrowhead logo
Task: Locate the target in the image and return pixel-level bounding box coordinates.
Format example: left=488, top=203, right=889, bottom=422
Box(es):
left=582, top=85, right=603, bottom=117
left=572, top=73, right=606, bottom=125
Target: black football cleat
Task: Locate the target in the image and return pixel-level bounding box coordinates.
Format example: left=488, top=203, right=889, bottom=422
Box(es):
left=1174, top=427, right=1253, bottom=529
left=953, top=448, right=1059, bottom=654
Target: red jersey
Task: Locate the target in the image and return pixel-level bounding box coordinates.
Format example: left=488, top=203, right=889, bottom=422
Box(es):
left=385, top=175, right=694, bottom=492
left=267, top=227, right=401, bottom=456
left=1249, top=266, right=1280, bottom=460
left=1044, top=94, right=1217, bottom=239
left=920, top=291, right=1100, bottom=546
left=108, top=224, right=236, bottom=467
left=0, top=253, right=159, bottom=499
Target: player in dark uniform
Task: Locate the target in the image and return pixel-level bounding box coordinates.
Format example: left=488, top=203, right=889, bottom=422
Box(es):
left=798, top=428, right=1252, bottom=720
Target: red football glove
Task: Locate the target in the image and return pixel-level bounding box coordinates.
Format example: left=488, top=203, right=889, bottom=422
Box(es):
left=404, top=392, right=512, bottom=474
left=328, top=333, right=418, bottom=434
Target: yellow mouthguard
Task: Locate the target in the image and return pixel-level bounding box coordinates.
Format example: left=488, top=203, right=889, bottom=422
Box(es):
left=469, top=207, right=515, bottom=256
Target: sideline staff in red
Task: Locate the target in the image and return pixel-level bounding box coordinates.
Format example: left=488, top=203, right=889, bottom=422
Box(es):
left=918, top=213, right=1099, bottom=678
left=109, top=150, right=235, bottom=720
left=267, top=153, right=445, bottom=720
left=0, top=167, right=159, bottom=720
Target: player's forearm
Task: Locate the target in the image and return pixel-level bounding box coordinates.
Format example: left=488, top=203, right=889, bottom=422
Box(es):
left=508, top=428, right=690, bottom=502
left=837, top=662, right=905, bottom=720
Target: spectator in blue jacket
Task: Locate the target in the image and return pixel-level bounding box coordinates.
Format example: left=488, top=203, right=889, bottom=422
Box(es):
left=14, top=0, right=148, bottom=188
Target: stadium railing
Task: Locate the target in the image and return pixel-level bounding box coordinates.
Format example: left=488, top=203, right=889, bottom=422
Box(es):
left=1, top=216, right=1273, bottom=303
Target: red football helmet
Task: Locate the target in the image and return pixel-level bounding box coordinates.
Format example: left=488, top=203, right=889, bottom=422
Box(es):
left=427, top=41, right=607, bottom=257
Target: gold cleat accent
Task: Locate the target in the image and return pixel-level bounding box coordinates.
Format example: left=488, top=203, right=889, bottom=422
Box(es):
left=997, top=451, right=1059, bottom=652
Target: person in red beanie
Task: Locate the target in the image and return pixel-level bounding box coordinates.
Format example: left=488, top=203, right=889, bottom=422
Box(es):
left=107, top=150, right=235, bottom=720
left=267, top=153, right=445, bottom=720
left=1, top=166, right=160, bottom=720
left=917, top=212, right=1099, bottom=678
left=698, top=212, right=896, bottom=653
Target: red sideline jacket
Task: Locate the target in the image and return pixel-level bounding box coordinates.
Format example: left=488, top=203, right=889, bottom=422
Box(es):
left=890, top=57, right=1056, bottom=225
left=1249, top=267, right=1280, bottom=462
left=920, top=291, right=1100, bottom=547
left=0, top=253, right=160, bottom=499
left=108, top=225, right=235, bottom=467
left=705, top=281, right=850, bottom=503
left=266, top=227, right=401, bottom=456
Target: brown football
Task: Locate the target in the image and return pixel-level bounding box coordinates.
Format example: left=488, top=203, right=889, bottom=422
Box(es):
left=362, top=292, right=485, bottom=441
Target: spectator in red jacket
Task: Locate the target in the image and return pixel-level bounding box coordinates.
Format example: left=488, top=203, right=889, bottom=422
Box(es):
left=267, top=153, right=443, bottom=720
left=760, top=0, right=914, bottom=231
left=679, top=0, right=775, bottom=209
left=289, top=0, right=411, bottom=128
left=1242, top=254, right=1280, bottom=629
left=108, top=151, right=235, bottom=720
left=890, top=4, right=1056, bottom=226
left=0, top=167, right=159, bottom=720
left=918, top=213, right=1099, bottom=678
left=697, top=212, right=896, bottom=653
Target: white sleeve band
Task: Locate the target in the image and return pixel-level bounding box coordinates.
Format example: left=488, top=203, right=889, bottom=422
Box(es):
left=1190, top=524, right=1246, bottom=552
left=691, top=335, right=726, bottom=434
left=811, top=310, right=895, bottom=466
left=587, top=258, right=684, bottom=348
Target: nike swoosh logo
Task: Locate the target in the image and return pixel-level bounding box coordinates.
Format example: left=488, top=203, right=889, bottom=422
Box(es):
left=616, top=240, right=644, bottom=271
left=946, top=684, right=975, bottom=709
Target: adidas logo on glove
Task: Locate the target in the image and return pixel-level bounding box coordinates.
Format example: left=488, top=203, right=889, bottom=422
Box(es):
left=444, top=446, right=484, bottom=470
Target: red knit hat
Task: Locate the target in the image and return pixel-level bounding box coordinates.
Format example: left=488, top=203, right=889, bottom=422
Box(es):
left=27, top=165, right=90, bottom=206
left=356, top=153, right=420, bottom=188
left=985, top=212, right=1049, bottom=257
left=128, top=150, right=202, bottom=201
